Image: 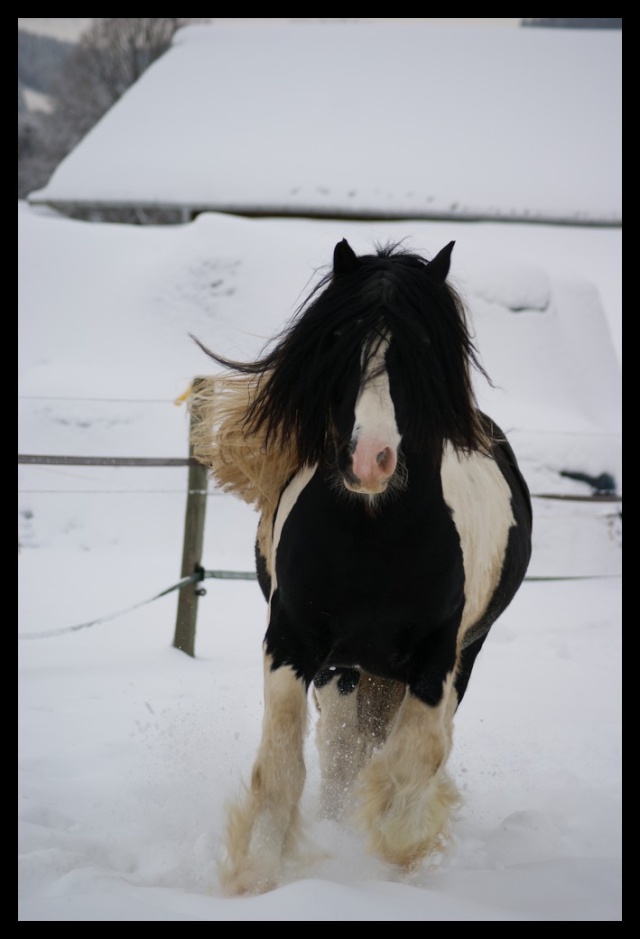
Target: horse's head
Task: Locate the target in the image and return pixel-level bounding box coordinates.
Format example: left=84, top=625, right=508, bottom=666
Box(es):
left=329, top=238, right=458, bottom=498
left=194, top=238, right=491, bottom=502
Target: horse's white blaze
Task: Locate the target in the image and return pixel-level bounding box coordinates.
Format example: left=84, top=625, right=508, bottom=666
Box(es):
left=350, top=337, right=401, bottom=492
left=440, top=443, right=515, bottom=642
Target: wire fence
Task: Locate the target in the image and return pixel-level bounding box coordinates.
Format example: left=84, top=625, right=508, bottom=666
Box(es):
left=17, top=453, right=624, bottom=502
left=18, top=437, right=622, bottom=648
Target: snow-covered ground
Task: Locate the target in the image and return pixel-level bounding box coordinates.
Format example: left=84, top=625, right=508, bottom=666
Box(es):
left=18, top=204, right=621, bottom=920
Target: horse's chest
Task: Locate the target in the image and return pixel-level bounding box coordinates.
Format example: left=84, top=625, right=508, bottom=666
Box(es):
left=273, top=471, right=464, bottom=631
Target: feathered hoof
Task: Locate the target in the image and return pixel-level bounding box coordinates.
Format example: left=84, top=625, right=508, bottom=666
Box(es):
left=218, top=857, right=281, bottom=897
left=355, top=764, right=460, bottom=870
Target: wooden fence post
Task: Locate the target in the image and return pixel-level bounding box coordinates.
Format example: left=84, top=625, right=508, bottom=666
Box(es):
left=173, top=377, right=209, bottom=656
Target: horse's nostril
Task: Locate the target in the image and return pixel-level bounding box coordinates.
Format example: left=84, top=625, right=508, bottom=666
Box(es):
left=376, top=447, right=395, bottom=474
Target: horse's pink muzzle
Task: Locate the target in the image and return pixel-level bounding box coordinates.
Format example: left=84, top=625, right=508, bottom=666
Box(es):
left=347, top=438, right=398, bottom=494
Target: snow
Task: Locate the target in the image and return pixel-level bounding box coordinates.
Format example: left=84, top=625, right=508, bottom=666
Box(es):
left=18, top=200, right=621, bottom=920
left=29, top=21, right=621, bottom=226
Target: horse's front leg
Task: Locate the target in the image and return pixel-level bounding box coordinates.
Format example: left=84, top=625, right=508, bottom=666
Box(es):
left=219, top=650, right=308, bottom=896
left=356, top=674, right=460, bottom=870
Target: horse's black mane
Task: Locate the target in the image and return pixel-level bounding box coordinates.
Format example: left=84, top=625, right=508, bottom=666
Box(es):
left=193, top=241, right=493, bottom=467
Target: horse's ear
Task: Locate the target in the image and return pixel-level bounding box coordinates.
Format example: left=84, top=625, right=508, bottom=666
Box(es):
left=427, top=241, right=455, bottom=284
left=333, top=239, right=360, bottom=277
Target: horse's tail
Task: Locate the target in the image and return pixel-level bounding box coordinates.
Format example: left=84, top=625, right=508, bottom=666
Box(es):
left=188, top=373, right=300, bottom=519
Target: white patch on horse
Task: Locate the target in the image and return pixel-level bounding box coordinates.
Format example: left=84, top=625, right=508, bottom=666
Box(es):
left=268, top=463, right=317, bottom=595
left=440, top=443, right=515, bottom=642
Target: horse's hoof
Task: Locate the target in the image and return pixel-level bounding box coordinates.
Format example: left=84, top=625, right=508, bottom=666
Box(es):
left=219, top=864, right=280, bottom=897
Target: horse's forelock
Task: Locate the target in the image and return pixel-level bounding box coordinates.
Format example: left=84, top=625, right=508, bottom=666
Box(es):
left=244, top=245, right=492, bottom=466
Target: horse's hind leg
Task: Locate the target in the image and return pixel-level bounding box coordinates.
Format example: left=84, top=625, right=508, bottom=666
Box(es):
left=356, top=677, right=460, bottom=869
left=219, top=652, right=308, bottom=896
left=313, top=667, right=365, bottom=819
left=357, top=671, right=407, bottom=747
left=313, top=668, right=405, bottom=820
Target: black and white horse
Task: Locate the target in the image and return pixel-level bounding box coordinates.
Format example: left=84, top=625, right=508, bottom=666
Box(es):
left=191, top=239, right=532, bottom=896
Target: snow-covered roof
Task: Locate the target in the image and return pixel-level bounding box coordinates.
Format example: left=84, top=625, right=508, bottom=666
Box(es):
left=29, top=22, right=621, bottom=225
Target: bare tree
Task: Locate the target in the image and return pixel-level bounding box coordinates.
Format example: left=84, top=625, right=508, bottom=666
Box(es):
left=52, top=18, right=195, bottom=152
left=20, top=18, right=198, bottom=216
